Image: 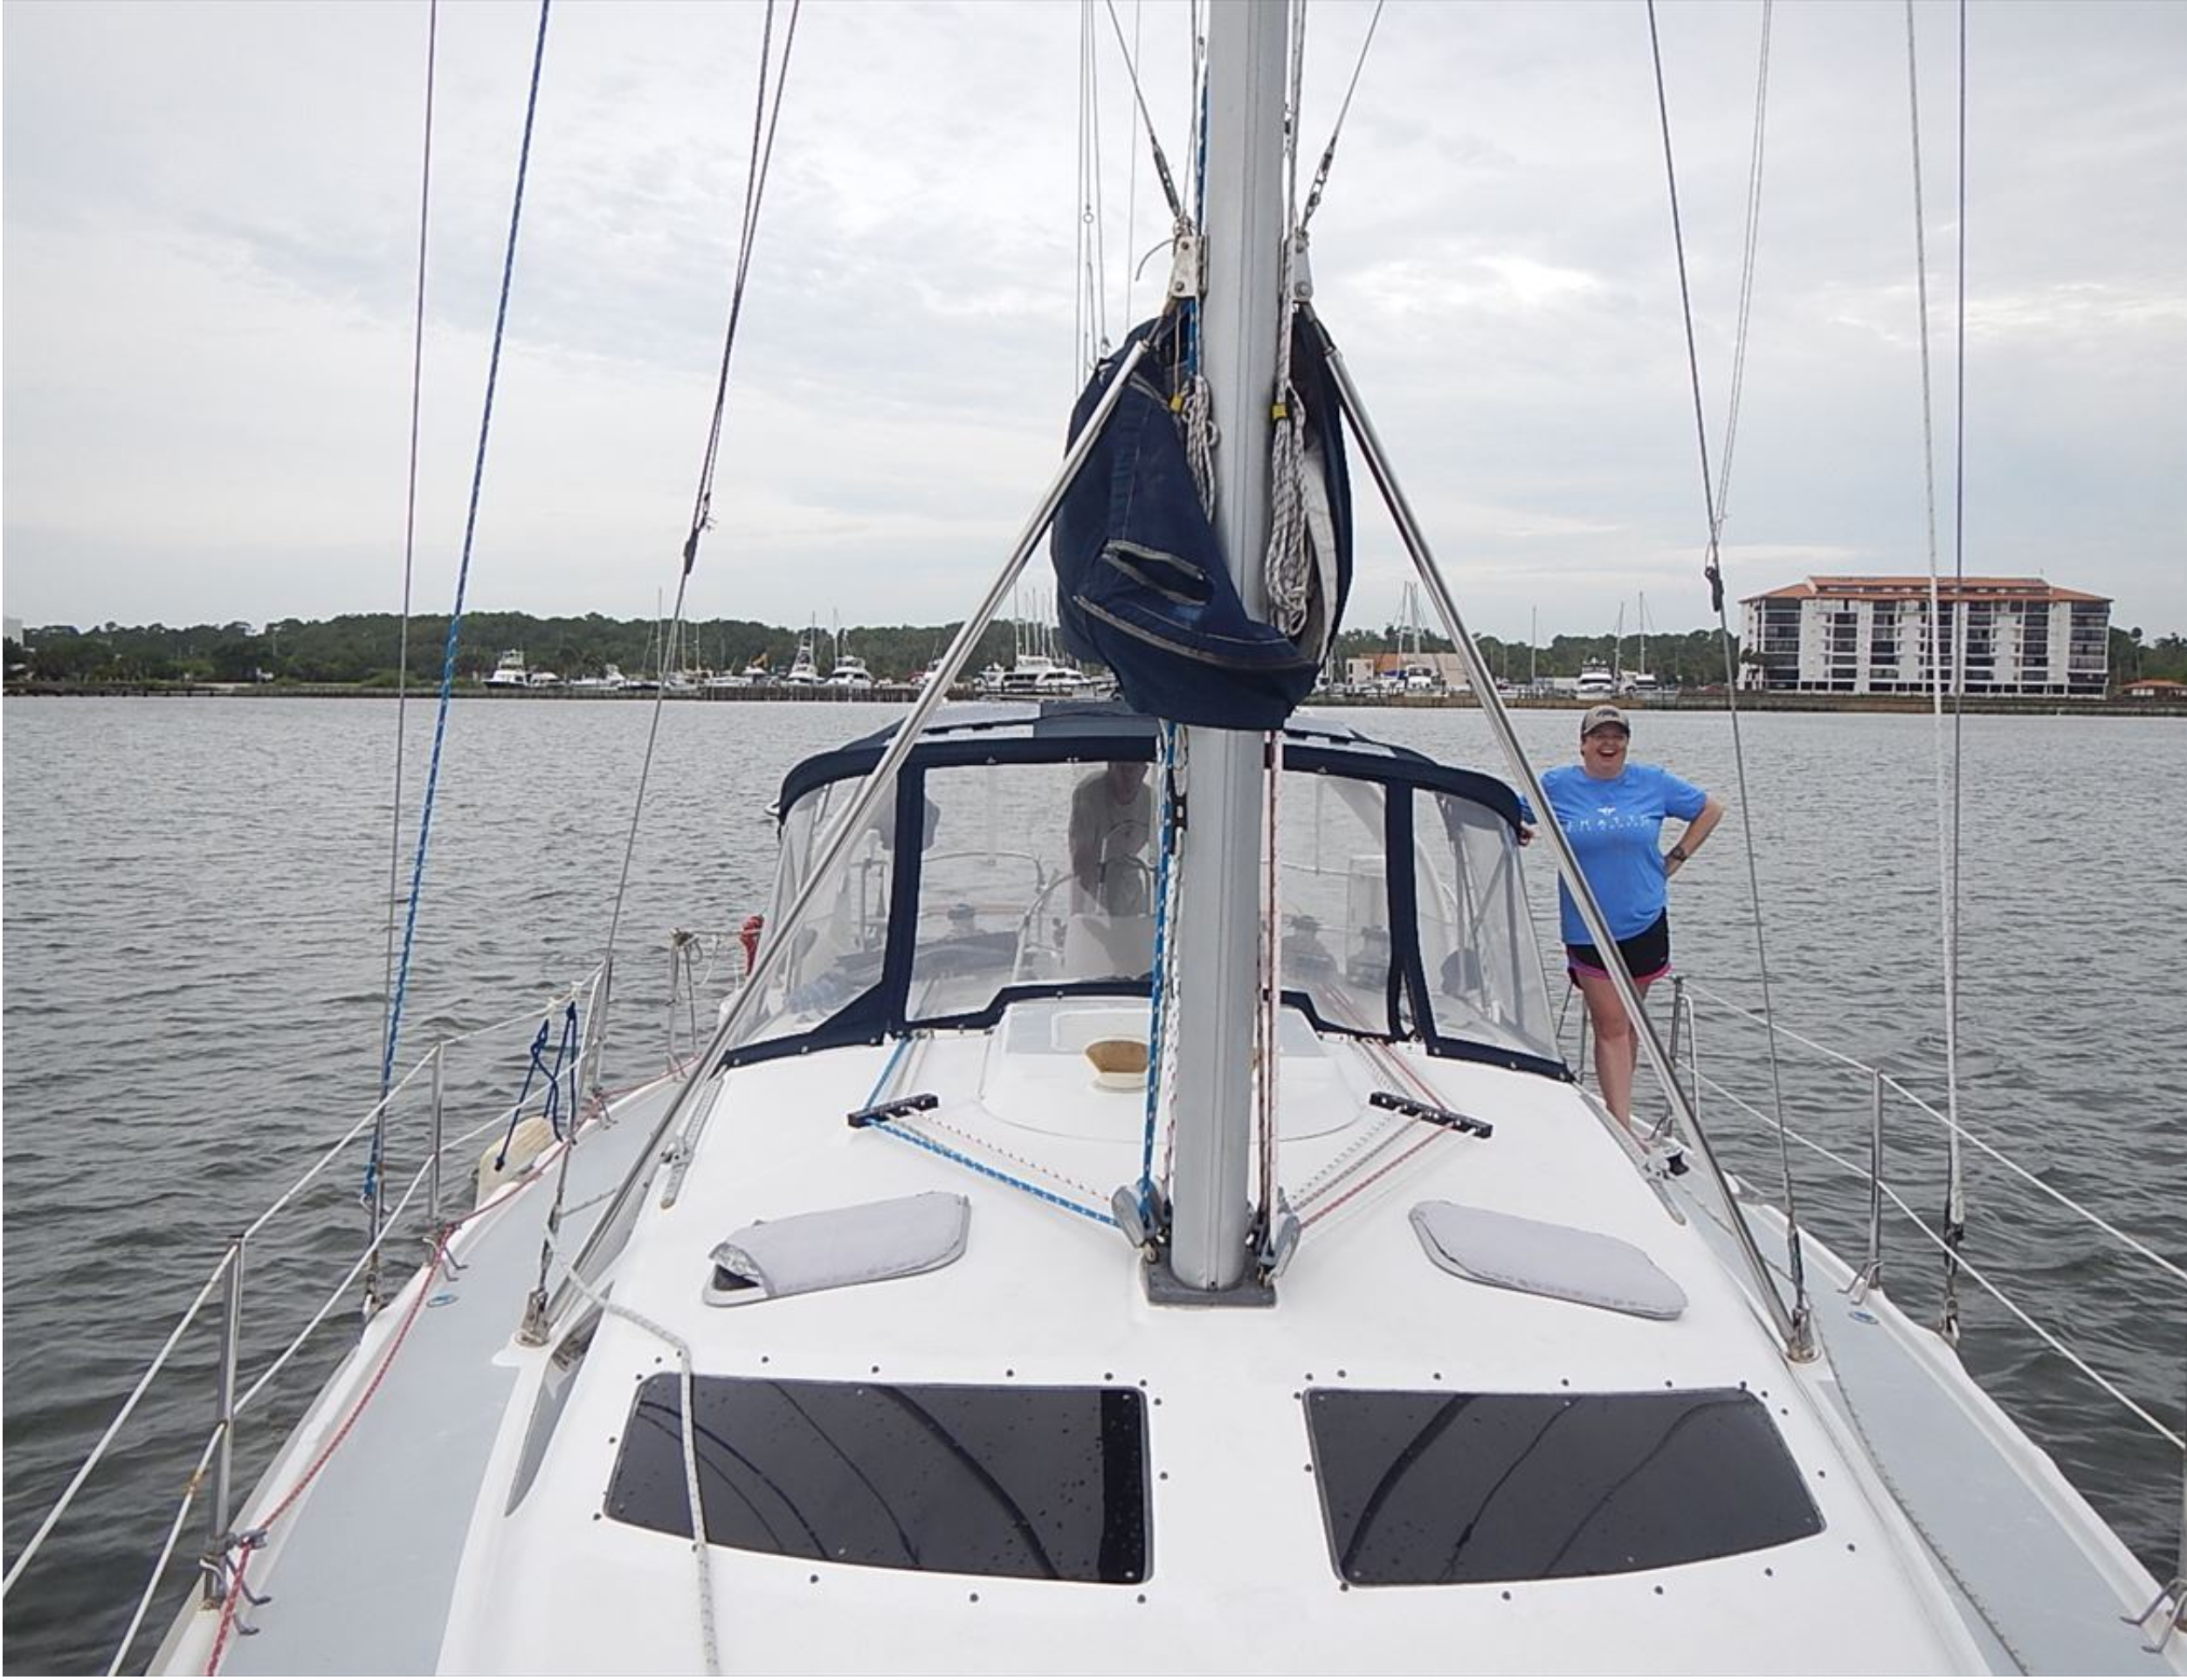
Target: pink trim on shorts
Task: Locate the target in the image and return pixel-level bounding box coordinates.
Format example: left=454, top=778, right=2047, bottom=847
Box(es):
left=1565, top=954, right=1673, bottom=984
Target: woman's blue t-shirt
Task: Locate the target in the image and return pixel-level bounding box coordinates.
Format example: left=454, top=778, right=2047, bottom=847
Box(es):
left=1538, top=761, right=1708, bottom=944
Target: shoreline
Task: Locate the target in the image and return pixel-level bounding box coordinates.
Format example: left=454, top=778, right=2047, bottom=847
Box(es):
left=5, top=681, right=2182, bottom=719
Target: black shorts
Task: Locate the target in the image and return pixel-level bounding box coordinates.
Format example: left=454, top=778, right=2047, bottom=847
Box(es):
left=1565, top=911, right=1672, bottom=984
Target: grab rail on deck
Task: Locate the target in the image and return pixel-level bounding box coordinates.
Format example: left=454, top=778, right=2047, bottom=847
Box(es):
left=0, top=964, right=610, bottom=1673
left=1640, top=976, right=2187, bottom=1636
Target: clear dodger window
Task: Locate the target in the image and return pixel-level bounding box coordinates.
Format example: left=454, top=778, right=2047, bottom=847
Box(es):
left=1411, top=788, right=1556, bottom=1064
left=731, top=768, right=901, bottom=1054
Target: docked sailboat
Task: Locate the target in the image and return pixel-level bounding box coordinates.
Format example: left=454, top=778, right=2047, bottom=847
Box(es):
left=778, top=642, right=821, bottom=686
left=11, top=6, right=2181, bottom=1677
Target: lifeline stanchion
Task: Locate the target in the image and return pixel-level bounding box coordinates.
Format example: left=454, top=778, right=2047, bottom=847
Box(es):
left=427, top=1040, right=446, bottom=1227
left=203, top=1239, right=244, bottom=1607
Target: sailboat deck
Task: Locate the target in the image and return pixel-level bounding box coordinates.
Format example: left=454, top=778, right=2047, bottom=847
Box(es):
left=149, top=1006, right=2180, bottom=1674
left=186, top=1083, right=675, bottom=1677
left=1679, top=1185, right=2182, bottom=1677
left=423, top=1023, right=1982, bottom=1674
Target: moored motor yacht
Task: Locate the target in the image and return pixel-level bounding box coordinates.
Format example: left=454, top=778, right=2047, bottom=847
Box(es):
left=483, top=649, right=530, bottom=688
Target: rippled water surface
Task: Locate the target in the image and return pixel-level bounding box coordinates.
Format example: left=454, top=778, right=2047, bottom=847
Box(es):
left=5, top=696, right=2184, bottom=1671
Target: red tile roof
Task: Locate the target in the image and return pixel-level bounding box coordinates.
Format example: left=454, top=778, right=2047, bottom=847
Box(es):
left=1742, top=575, right=2110, bottom=606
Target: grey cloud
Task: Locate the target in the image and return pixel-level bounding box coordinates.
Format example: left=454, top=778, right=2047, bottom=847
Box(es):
left=4, top=0, right=2183, bottom=640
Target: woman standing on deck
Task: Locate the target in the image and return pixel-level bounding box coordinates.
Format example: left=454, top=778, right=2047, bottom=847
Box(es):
left=1537, top=705, right=1724, bottom=1127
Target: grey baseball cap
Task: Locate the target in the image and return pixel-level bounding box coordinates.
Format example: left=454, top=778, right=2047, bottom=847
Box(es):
left=1580, top=704, right=1630, bottom=737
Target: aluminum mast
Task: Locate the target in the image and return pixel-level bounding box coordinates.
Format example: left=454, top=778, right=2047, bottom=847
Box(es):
left=1163, top=1, right=1287, bottom=1295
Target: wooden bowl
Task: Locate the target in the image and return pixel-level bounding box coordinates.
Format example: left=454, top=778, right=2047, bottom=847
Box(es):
left=1085, top=1036, right=1149, bottom=1090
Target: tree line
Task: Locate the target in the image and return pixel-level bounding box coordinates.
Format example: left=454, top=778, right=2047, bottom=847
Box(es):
left=4, top=613, right=1001, bottom=687
left=6, top=612, right=2183, bottom=691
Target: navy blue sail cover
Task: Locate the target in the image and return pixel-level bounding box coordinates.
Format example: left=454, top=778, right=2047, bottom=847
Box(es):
left=1051, top=310, right=1352, bottom=730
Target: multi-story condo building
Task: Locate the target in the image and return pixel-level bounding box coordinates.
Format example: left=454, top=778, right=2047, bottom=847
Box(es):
left=1741, top=575, right=2110, bottom=698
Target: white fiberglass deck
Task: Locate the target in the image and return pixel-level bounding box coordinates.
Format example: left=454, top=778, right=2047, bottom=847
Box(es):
left=155, top=1006, right=2181, bottom=1676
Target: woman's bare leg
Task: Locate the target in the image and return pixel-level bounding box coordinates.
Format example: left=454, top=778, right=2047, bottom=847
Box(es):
left=1575, top=969, right=1654, bottom=1128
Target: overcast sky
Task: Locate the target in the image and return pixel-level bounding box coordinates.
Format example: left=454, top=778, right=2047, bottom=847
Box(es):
left=5, top=0, right=2183, bottom=644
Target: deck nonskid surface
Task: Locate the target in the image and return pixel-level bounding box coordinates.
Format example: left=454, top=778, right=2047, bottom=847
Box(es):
left=195, top=1082, right=674, bottom=1677
left=445, top=1025, right=1978, bottom=1673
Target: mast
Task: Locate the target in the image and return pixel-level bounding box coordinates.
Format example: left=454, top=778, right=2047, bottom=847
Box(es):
left=1164, top=0, right=1287, bottom=1294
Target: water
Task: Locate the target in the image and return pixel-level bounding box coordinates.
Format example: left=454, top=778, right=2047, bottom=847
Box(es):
left=4, top=696, right=2183, bottom=1670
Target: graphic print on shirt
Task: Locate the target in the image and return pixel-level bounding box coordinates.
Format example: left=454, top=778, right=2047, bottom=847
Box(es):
left=1538, top=763, right=1708, bottom=945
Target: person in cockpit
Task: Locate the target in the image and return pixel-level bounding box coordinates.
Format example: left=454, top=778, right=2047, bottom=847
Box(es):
left=1067, top=761, right=1152, bottom=916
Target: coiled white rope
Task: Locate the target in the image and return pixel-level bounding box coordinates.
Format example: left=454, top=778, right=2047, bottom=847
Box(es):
left=548, top=1248, right=721, bottom=1675
left=1262, top=0, right=1313, bottom=638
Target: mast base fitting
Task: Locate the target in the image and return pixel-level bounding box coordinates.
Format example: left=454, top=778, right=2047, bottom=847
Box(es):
left=1142, top=1252, right=1276, bottom=1309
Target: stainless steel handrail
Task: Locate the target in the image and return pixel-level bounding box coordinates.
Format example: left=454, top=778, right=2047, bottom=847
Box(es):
left=1682, top=979, right=2187, bottom=1289
left=1684, top=1058, right=2185, bottom=1452
left=1, top=967, right=604, bottom=1649
left=1663, top=987, right=2184, bottom=1456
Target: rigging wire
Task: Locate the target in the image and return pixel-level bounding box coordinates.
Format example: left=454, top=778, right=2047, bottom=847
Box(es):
left=1950, top=0, right=1970, bottom=1311
left=1076, top=3, right=1089, bottom=383
left=1253, top=8, right=1311, bottom=1239
left=1075, top=1, right=1111, bottom=378
left=518, top=3, right=804, bottom=1327
left=1090, top=12, right=1109, bottom=356
left=369, top=0, right=553, bottom=1204
left=1711, top=0, right=1772, bottom=529
left=1296, top=0, right=1385, bottom=232
left=1903, top=0, right=1970, bottom=1339
left=601, top=0, right=802, bottom=974
left=1123, top=0, right=1144, bottom=323
left=380, top=0, right=438, bottom=1104
left=1102, top=0, right=1188, bottom=231
left=1644, top=0, right=1811, bottom=1342
left=1076, top=3, right=1092, bottom=379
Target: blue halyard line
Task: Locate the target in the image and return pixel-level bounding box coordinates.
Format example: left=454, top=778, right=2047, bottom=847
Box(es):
left=867, top=1120, right=1118, bottom=1228
left=367, top=0, right=553, bottom=1203
left=493, top=1019, right=550, bottom=1169
left=866, top=1035, right=914, bottom=1108
left=491, top=1001, right=581, bottom=1169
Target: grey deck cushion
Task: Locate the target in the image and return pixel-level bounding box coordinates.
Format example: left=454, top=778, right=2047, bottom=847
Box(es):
left=706, top=1191, right=970, bottom=1307
left=1410, top=1201, right=1687, bottom=1320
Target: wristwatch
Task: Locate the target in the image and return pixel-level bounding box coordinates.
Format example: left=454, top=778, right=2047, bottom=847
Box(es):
left=1668, top=844, right=1689, bottom=864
